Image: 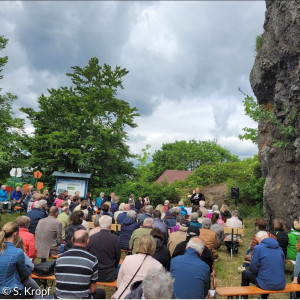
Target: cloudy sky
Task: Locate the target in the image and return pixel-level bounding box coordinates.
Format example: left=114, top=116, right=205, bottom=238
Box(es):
left=0, top=1, right=266, bottom=159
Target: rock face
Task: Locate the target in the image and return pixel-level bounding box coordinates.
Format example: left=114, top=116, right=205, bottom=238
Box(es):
left=250, top=0, right=300, bottom=229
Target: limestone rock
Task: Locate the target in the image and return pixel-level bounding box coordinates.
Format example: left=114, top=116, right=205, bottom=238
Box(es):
left=250, top=0, right=300, bottom=228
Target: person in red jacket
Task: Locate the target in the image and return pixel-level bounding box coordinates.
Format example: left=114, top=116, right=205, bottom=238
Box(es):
left=15, top=216, right=37, bottom=259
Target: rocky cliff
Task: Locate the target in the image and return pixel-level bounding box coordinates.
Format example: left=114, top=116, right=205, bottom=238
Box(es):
left=250, top=0, right=300, bottom=228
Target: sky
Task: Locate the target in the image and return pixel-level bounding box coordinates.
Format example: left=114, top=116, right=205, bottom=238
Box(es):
left=0, top=1, right=266, bottom=159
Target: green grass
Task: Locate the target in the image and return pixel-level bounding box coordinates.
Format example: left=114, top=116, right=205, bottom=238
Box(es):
left=214, top=218, right=293, bottom=298
left=0, top=214, right=294, bottom=299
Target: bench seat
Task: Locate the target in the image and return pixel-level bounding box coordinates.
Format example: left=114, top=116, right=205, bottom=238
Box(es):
left=96, top=280, right=117, bottom=288
left=30, top=274, right=56, bottom=281
left=216, top=283, right=300, bottom=298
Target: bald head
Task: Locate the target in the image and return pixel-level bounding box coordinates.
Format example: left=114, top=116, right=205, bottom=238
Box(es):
left=49, top=206, right=59, bottom=217
left=123, top=204, right=130, bottom=211
left=72, top=230, right=89, bottom=247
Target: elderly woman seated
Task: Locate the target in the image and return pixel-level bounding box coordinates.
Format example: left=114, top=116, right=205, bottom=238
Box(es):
left=112, top=235, right=162, bottom=299
left=189, top=212, right=202, bottom=229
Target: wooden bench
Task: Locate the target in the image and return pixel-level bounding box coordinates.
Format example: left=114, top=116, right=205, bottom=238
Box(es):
left=30, top=273, right=56, bottom=289
left=223, top=226, right=245, bottom=258
left=14, top=206, right=25, bottom=214
left=96, top=280, right=117, bottom=288
left=216, top=283, right=300, bottom=298
left=111, top=224, right=121, bottom=235
left=88, top=221, right=95, bottom=229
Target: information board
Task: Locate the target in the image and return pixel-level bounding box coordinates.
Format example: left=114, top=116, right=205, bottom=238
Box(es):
left=56, top=178, right=87, bottom=198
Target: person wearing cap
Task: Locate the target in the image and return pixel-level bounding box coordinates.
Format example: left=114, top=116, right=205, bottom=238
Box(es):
left=170, top=237, right=210, bottom=299
left=168, top=218, right=190, bottom=256
left=190, top=187, right=205, bottom=207
left=25, top=199, right=48, bottom=234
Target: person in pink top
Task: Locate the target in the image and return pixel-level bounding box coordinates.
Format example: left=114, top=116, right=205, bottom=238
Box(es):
left=112, top=235, right=162, bottom=299
left=54, top=193, right=65, bottom=209
left=15, top=216, right=37, bottom=259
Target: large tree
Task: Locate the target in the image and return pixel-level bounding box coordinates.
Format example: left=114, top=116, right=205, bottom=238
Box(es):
left=21, top=57, right=139, bottom=189
left=149, top=140, right=239, bottom=181
left=0, top=36, right=25, bottom=181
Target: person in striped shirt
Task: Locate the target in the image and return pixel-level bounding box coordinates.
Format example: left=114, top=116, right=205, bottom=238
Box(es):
left=54, top=230, right=105, bottom=299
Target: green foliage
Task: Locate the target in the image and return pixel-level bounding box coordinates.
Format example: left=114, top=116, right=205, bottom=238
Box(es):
left=105, top=156, right=264, bottom=208
left=239, top=90, right=298, bottom=148
left=255, top=34, right=262, bottom=54
left=21, top=57, right=140, bottom=189
left=238, top=202, right=263, bottom=220
left=148, top=139, right=239, bottom=181
left=0, top=36, right=26, bottom=181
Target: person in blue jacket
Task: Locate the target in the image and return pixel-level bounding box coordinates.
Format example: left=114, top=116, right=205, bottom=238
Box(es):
left=170, top=237, right=210, bottom=299
left=0, top=185, right=10, bottom=214
left=241, top=230, right=286, bottom=298
left=119, top=210, right=139, bottom=250
left=10, top=186, right=24, bottom=213
left=0, top=221, right=31, bottom=298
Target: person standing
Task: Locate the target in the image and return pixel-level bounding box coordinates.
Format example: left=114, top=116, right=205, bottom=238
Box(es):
left=54, top=230, right=106, bottom=299
left=190, top=187, right=205, bottom=207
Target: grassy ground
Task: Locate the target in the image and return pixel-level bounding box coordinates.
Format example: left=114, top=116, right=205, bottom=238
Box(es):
left=0, top=213, right=294, bottom=299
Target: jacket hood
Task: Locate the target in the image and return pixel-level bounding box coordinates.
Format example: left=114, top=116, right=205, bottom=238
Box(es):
left=261, top=237, right=279, bottom=249
left=155, top=237, right=165, bottom=250
left=122, top=216, right=137, bottom=226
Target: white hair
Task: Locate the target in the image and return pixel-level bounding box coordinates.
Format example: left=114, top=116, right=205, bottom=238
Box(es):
left=127, top=210, right=136, bottom=220
left=34, top=200, right=47, bottom=209
left=187, top=238, right=205, bottom=254
left=232, top=210, right=239, bottom=217
left=202, top=218, right=211, bottom=229
left=199, top=200, right=205, bottom=207
left=190, top=212, right=199, bottom=222
left=99, top=215, right=112, bottom=229
left=145, top=205, right=153, bottom=214
left=256, top=230, right=268, bottom=240
left=142, top=268, right=174, bottom=299
left=100, top=192, right=104, bottom=197
left=164, top=200, right=169, bottom=205
left=1, top=185, right=6, bottom=189
left=118, top=203, right=125, bottom=211
left=143, top=218, right=154, bottom=226
left=212, top=204, right=219, bottom=212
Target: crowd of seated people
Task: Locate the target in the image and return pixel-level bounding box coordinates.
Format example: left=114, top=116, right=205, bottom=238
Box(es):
left=0, top=186, right=299, bottom=299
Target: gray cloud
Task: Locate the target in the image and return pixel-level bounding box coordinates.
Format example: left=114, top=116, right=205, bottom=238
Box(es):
left=0, top=1, right=264, bottom=158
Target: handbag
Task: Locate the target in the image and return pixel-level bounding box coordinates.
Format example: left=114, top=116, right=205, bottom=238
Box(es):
left=118, top=255, right=148, bottom=299
left=33, top=261, right=56, bottom=276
